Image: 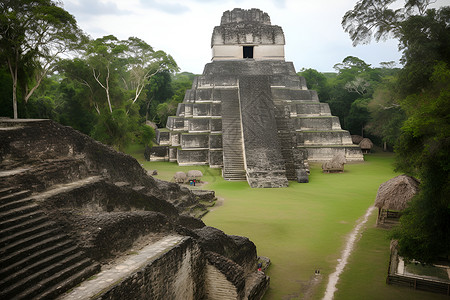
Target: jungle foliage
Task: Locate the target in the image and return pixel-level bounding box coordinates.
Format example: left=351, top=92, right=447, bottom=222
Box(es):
left=342, top=0, right=450, bottom=262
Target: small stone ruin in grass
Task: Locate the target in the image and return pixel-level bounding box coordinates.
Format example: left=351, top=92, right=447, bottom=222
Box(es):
left=322, top=153, right=347, bottom=173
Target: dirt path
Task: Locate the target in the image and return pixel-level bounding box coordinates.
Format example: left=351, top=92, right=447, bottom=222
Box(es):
left=322, top=206, right=376, bottom=300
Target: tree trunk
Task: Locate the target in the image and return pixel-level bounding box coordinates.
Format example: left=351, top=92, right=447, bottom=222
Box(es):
left=12, top=80, right=17, bottom=119
left=145, top=96, right=153, bottom=121
left=8, top=54, right=19, bottom=119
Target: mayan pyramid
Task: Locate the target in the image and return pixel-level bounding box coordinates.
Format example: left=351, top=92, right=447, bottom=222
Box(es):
left=153, top=8, right=363, bottom=188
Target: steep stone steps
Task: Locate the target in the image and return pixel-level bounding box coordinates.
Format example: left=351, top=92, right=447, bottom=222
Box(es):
left=221, top=92, right=247, bottom=181
left=4, top=256, right=97, bottom=300
left=1, top=227, right=62, bottom=254
left=0, top=219, right=57, bottom=248
left=0, top=203, right=42, bottom=221
left=1, top=213, right=49, bottom=237
left=0, top=208, right=46, bottom=229
left=0, top=187, right=29, bottom=202
left=0, top=191, right=33, bottom=211
left=275, top=107, right=300, bottom=181
left=0, top=178, right=101, bottom=300
left=0, top=156, right=91, bottom=192
left=0, top=246, right=82, bottom=289
left=32, top=263, right=100, bottom=300
left=0, top=238, right=74, bottom=278
left=60, top=235, right=186, bottom=300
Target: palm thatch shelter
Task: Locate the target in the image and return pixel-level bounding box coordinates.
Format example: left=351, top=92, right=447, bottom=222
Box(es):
left=173, top=171, right=187, bottom=184
left=359, top=138, right=374, bottom=153
left=322, top=153, right=347, bottom=173
left=187, top=170, right=203, bottom=182
left=374, top=174, right=420, bottom=226
left=351, top=135, right=364, bottom=145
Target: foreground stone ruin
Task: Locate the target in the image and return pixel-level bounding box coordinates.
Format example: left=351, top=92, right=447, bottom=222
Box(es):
left=0, top=118, right=269, bottom=299
left=153, top=8, right=363, bottom=188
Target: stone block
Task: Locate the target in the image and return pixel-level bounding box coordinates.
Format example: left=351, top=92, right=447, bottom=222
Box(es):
left=210, top=118, right=222, bottom=132
left=211, top=103, right=221, bottom=116
left=181, top=134, right=209, bottom=149
left=294, top=117, right=334, bottom=130
left=156, top=130, right=170, bottom=145
left=167, top=116, right=185, bottom=131
left=195, top=89, right=213, bottom=101
left=149, top=146, right=169, bottom=161
left=188, top=118, right=210, bottom=132
left=272, top=88, right=318, bottom=101
left=170, top=132, right=181, bottom=146
left=300, top=145, right=363, bottom=162
left=193, top=104, right=210, bottom=117
left=296, top=130, right=353, bottom=145
left=209, top=150, right=223, bottom=167
left=209, top=134, right=223, bottom=149
left=177, top=149, right=209, bottom=165
left=296, top=169, right=309, bottom=183
left=169, top=147, right=177, bottom=162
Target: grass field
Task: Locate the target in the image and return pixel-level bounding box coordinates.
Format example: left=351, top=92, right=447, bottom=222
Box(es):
left=126, top=145, right=447, bottom=300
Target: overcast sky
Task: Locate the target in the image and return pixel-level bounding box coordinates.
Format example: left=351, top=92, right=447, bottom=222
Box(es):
left=62, top=0, right=447, bottom=74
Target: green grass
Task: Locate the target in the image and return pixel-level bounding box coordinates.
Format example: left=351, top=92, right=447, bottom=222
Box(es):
left=125, top=145, right=445, bottom=299
left=334, top=212, right=449, bottom=300
left=405, top=263, right=449, bottom=281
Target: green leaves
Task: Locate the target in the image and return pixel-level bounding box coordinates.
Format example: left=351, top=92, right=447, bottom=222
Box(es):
left=0, top=0, right=86, bottom=118
left=392, top=62, right=450, bottom=262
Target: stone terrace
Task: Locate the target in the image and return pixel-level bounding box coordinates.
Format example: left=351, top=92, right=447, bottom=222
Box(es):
left=0, top=118, right=269, bottom=299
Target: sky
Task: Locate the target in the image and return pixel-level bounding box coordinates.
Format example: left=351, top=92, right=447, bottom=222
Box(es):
left=62, top=0, right=447, bottom=74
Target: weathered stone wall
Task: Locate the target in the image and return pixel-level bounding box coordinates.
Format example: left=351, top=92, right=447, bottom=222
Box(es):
left=0, top=118, right=269, bottom=300
left=301, top=146, right=363, bottom=162
left=239, top=75, right=288, bottom=188
left=177, top=149, right=209, bottom=165
left=95, top=237, right=205, bottom=300
left=205, top=264, right=240, bottom=299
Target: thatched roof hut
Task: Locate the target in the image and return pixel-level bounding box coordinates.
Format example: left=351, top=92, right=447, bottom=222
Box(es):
left=375, top=174, right=420, bottom=225
left=351, top=135, right=364, bottom=145
left=375, top=175, right=419, bottom=210
left=359, top=138, right=373, bottom=153
left=173, top=171, right=187, bottom=183
left=187, top=170, right=203, bottom=181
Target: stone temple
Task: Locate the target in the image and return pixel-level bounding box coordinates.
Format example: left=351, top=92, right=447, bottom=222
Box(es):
left=153, top=8, right=363, bottom=188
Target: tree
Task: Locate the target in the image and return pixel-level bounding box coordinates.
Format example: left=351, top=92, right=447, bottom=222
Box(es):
left=0, top=0, right=85, bottom=118
left=59, top=35, right=178, bottom=150
left=397, top=7, right=450, bottom=95
left=84, top=35, right=178, bottom=115
left=393, top=62, right=450, bottom=262
left=344, top=0, right=450, bottom=262
left=297, top=68, right=331, bottom=100
left=366, top=75, right=405, bottom=149
left=342, top=0, right=435, bottom=46
left=325, top=56, right=382, bottom=133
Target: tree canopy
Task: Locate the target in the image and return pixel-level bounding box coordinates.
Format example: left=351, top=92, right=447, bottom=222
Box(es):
left=0, top=0, right=85, bottom=118
left=343, top=0, right=450, bottom=262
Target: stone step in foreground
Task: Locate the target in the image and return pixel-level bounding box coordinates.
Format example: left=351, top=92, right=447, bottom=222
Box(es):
left=59, top=235, right=187, bottom=300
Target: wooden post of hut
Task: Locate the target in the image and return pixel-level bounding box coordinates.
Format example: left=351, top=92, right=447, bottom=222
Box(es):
left=374, top=175, right=419, bottom=226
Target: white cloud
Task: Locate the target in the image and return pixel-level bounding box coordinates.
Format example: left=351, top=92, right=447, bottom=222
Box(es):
left=61, top=0, right=447, bottom=74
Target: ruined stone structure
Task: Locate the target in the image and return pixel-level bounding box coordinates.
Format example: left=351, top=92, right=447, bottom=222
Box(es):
left=154, top=8, right=363, bottom=187
left=0, top=119, right=268, bottom=299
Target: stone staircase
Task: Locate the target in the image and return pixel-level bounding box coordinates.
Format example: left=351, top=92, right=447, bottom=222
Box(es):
left=274, top=106, right=298, bottom=181
left=221, top=90, right=247, bottom=181
left=0, top=186, right=100, bottom=300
